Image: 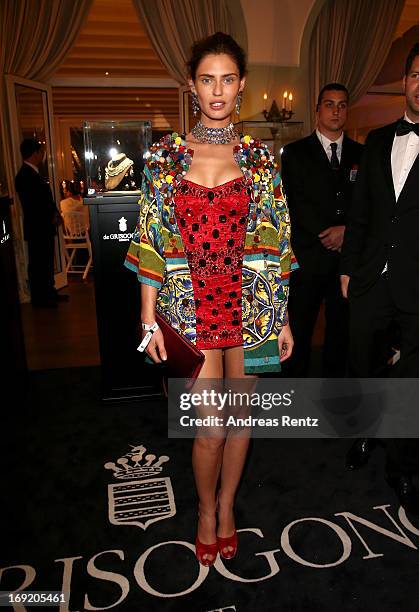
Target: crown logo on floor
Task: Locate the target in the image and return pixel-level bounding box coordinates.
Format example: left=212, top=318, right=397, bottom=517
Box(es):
left=104, top=445, right=170, bottom=480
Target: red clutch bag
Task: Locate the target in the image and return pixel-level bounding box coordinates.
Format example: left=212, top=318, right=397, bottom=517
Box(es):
left=155, top=311, right=205, bottom=382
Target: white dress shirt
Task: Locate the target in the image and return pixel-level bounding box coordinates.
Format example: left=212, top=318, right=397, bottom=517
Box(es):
left=391, top=113, right=419, bottom=201
left=316, top=129, right=344, bottom=163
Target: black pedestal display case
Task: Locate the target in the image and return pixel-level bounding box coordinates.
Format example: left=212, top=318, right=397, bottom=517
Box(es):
left=86, top=195, right=161, bottom=400
left=0, top=196, right=28, bottom=396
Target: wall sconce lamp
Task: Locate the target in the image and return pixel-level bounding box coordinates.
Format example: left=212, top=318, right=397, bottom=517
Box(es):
left=263, top=90, right=294, bottom=122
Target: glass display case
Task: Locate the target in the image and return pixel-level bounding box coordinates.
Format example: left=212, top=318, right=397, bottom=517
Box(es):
left=83, top=120, right=152, bottom=197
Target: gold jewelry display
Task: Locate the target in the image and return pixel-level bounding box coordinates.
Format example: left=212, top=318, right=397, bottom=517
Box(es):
left=105, top=153, right=134, bottom=190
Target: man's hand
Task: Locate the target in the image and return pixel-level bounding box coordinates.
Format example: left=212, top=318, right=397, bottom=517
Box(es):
left=340, top=274, right=350, bottom=299
left=278, top=323, right=294, bottom=362
left=318, top=225, right=345, bottom=251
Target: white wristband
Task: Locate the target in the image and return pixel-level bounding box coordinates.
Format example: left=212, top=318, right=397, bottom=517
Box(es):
left=141, top=321, right=158, bottom=331
left=137, top=322, right=159, bottom=352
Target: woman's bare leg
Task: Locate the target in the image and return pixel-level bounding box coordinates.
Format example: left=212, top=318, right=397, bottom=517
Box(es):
left=192, top=349, right=224, bottom=562
left=217, top=346, right=256, bottom=551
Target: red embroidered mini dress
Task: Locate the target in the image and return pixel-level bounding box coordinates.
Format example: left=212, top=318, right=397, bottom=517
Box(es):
left=175, top=176, right=250, bottom=350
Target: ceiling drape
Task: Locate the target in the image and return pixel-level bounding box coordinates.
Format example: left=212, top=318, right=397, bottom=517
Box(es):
left=375, top=25, right=419, bottom=86
left=309, top=0, right=405, bottom=128
left=0, top=0, right=93, bottom=80
left=132, top=0, right=248, bottom=85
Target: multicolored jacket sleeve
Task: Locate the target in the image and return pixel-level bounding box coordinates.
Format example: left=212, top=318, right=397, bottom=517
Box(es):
left=124, top=164, right=165, bottom=289
left=272, top=167, right=299, bottom=285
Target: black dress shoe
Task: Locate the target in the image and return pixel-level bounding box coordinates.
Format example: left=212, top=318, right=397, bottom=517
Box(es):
left=387, top=475, right=419, bottom=516
left=346, top=438, right=375, bottom=470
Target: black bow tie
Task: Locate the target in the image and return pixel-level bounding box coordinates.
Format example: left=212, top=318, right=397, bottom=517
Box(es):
left=396, top=119, right=419, bottom=137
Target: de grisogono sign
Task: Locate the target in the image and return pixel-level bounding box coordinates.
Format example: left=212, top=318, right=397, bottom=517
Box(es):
left=2, top=445, right=419, bottom=611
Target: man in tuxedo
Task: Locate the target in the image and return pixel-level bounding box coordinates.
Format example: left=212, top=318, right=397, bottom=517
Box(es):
left=281, top=83, right=363, bottom=376
left=341, top=43, right=419, bottom=513
left=15, top=139, right=67, bottom=307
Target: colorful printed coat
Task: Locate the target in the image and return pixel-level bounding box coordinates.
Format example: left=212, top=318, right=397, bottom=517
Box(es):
left=124, top=132, right=298, bottom=374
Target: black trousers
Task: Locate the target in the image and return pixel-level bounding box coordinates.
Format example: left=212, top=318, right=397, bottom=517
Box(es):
left=349, top=274, right=419, bottom=479
left=284, top=267, right=349, bottom=377
left=26, top=233, right=56, bottom=303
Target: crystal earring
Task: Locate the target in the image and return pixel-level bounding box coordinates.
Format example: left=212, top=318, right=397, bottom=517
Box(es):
left=192, top=92, right=200, bottom=116
left=236, top=92, right=242, bottom=116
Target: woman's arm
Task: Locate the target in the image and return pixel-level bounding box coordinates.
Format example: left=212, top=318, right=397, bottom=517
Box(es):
left=277, top=315, right=293, bottom=362
left=124, top=163, right=167, bottom=363
left=271, top=170, right=297, bottom=361
left=141, top=284, right=167, bottom=363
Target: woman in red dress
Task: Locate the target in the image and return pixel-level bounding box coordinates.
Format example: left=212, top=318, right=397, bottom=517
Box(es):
left=138, top=33, right=294, bottom=566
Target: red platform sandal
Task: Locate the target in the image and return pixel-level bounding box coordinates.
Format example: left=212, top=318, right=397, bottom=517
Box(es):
left=217, top=530, right=238, bottom=560
left=195, top=536, right=218, bottom=566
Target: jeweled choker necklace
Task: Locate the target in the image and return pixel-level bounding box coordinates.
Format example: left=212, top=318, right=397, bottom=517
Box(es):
left=191, top=121, right=239, bottom=144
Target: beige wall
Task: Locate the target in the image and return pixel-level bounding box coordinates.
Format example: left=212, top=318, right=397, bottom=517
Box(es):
left=346, top=89, right=405, bottom=142
left=241, top=64, right=309, bottom=127
left=242, top=0, right=317, bottom=66
left=240, top=0, right=327, bottom=136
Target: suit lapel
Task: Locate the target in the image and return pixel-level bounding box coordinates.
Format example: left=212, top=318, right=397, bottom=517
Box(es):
left=310, top=132, right=351, bottom=173
left=381, top=121, right=399, bottom=203
left=308, top=132, right=333, bottom=173
left=340, top=136, right=353, bottom=170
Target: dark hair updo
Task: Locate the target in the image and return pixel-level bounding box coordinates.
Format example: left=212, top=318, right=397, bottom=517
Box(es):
left=187, top=32, right=247, bottom=81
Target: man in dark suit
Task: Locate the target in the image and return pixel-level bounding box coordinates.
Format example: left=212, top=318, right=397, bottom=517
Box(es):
left=281, top=83, right=363, bottom=377
left=341, top=43, right=419, bottom=513
left=15, top=139, right=67, bottom=307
